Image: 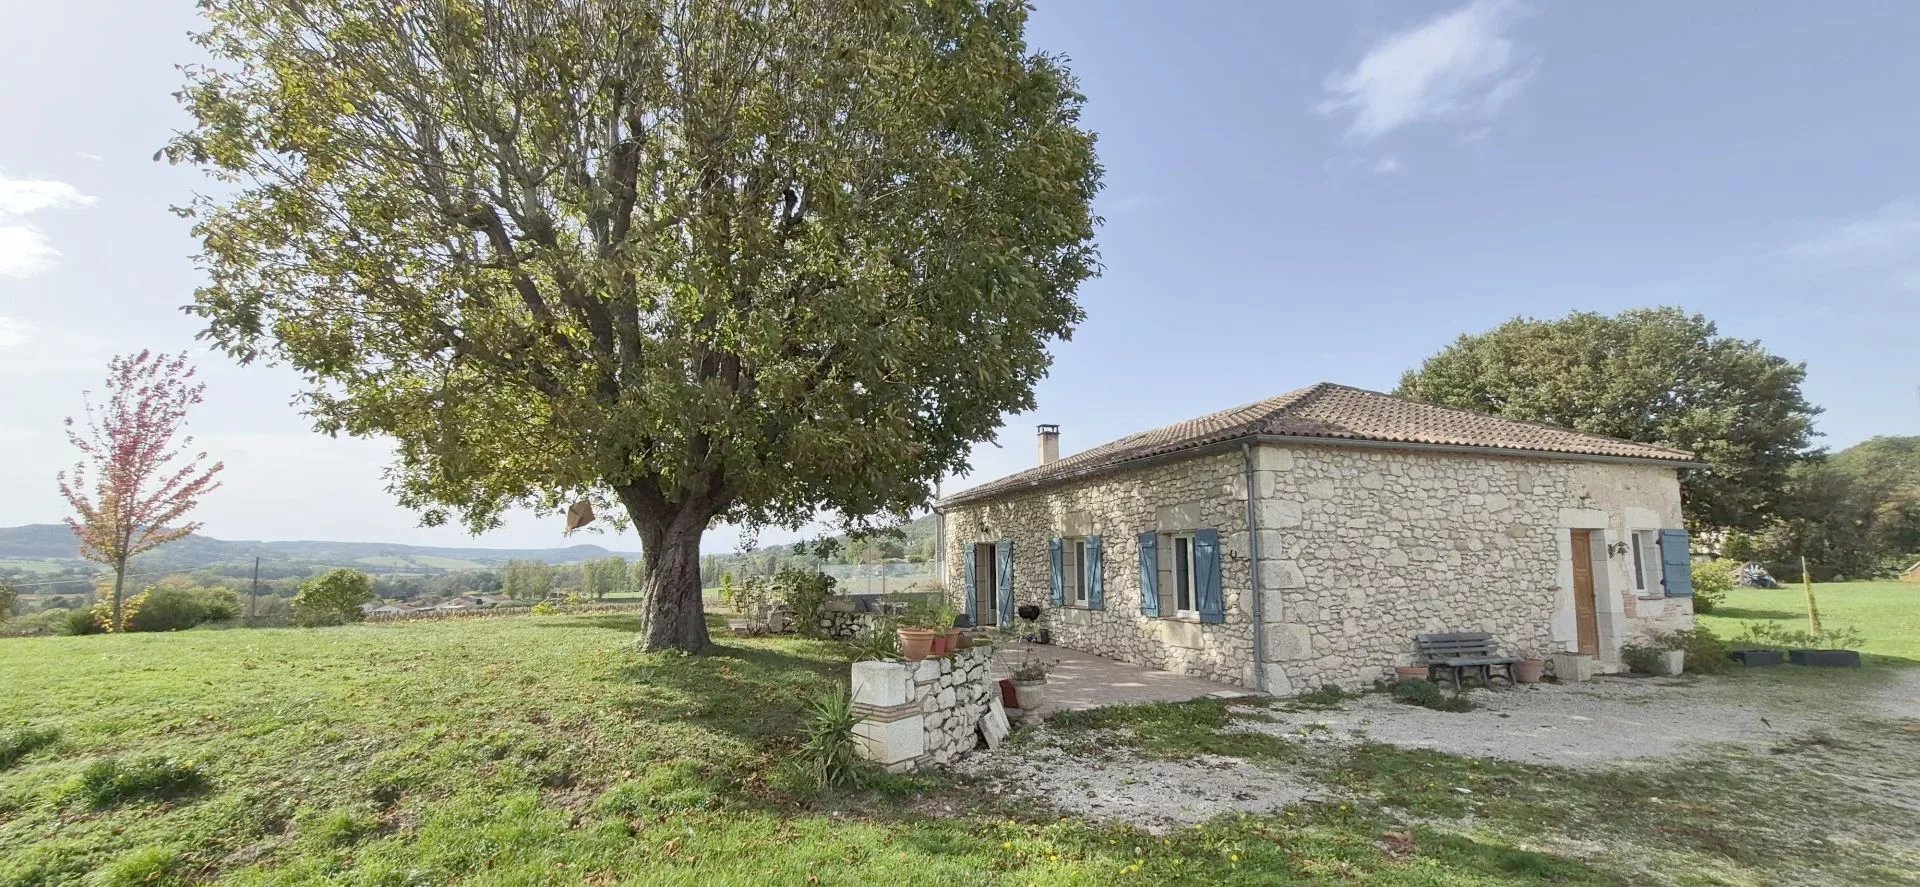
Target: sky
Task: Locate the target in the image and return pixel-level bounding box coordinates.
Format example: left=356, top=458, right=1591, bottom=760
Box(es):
left=1, top=1, right=1916, bottom=554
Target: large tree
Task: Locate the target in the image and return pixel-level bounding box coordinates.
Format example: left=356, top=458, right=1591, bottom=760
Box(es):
left=168, top=0, right=1101, bottom=650
left=1397, top=308, right=1818, bottom=530
left=58, top=351, right=225, bottom=632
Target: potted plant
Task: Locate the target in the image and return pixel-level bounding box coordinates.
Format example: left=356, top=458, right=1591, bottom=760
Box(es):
left=1514, top=653, right=1547, bottom=684
left=1010, top=657, right=1051, bottom=711
left=1728, top=622, right=1787, bottom=667
left=1784, top=626, right=1865, bottom=668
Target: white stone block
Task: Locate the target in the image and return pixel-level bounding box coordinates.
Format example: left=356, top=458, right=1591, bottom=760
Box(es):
left=852, top=661, right=912, bottom=707
left=853, top=714, right=924, bottom=766
left=913, top=659, right=940, bottom=684
left=1253, top=446, right=1294, bottom=472
left=1258, top=499, right=1303, bottom=529
left=1259, top=559, right=1306, bottom=589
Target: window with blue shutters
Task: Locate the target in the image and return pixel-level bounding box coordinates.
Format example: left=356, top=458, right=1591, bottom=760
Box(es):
left=1137, top=532, right=1160, bottom=617
left=1657, top=529, right=1694, bottom=598
left=1086, top=536, right=1104, bottom=610
left=996, top=540, right=1015, bottom=626
left=1193, top=528, right=1225, bottom=623
left=1048, top=538, right=1065, bottom=606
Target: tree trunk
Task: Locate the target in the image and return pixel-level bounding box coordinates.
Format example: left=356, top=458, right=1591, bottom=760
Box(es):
left=111, top=559, right=128, bottom=632
left=632, top=508, right=712, bottom=653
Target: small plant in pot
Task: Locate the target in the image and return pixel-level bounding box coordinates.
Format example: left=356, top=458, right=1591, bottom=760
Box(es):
left=897, top=599, right=947, bottom=661
left=1782, top=626, right=1865, bottom=668
left=1009, top=657, right=1052, bottom=712
left=1728, top=622, right=1789, bottom=667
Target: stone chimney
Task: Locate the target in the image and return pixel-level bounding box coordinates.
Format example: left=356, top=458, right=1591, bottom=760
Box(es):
left=1037, top=424, right=1060, bottom=465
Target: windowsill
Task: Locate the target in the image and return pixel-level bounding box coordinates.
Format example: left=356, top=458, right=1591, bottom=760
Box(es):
left=1156, top=613, right=1204, bottom=623
left=1060, top=603, right=1103, bottom=611
left=1636, top=595, right=1667, bottom=602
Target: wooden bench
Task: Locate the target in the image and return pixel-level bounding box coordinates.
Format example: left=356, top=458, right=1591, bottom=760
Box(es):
left=1414, top=632, right=1519, bottom=690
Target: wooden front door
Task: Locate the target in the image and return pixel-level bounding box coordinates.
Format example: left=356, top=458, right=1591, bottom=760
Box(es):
left=1571, top=531, right=1599, bottom=656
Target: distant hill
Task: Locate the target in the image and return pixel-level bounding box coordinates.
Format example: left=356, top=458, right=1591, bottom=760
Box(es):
left=0, top=523, right=640, bottom=574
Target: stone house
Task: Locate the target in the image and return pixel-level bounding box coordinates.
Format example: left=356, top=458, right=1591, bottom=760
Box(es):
left=935, top=383, right=1700, bottom=693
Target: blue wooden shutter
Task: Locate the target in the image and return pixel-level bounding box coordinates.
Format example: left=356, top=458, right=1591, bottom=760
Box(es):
left=996, top=540, right=1015, bottom=625
left=1087, top=536, right=1105, bottom=610
left=1657, top=529, right=1693, bottom=598
left=1137, top=532, right=1160, bottom=617
left=1194, top=528, right=1225, bottom=623
left=1048, top=538, right=1064, bottom=606
left=962, top=546, right=977, bottom=623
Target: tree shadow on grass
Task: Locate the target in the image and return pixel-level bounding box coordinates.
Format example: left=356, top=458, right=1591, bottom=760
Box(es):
left=530, top=615, right=646, bottom=632
left=1709, top=606, right=1800, bottom=621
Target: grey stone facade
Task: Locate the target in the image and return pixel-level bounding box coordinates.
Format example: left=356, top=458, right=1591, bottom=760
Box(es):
left=940, top=442, right=1690, bottom=692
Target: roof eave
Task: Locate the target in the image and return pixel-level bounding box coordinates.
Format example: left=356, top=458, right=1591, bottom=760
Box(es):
left=936, top=433, right=1700, bottom=509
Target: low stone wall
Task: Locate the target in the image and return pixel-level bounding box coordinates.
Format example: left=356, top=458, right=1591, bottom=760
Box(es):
left=850, top=647, right=997, bottom=772
left=818, top=609, right=885, bottom=641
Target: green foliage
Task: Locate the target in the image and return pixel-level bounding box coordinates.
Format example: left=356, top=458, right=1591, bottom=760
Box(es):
left=0, top=727, right=58, bottom=771
left=1753, top=436, right=1920, bottom=581
left=796, top=688, right=864, bottom=792
left=773, top=567, right=837, bottom=637
left=59, top=756, right=207, bottom=808
left=1731, top=621, right=1865, bottom=652
left=85, top=845, right=183, bottom=887
left=170, top=0, right=1103, bottom=652
left=902, top=594, right=956, bottom=631
left=128, top=586, right=239, bottom=632
left=580, top=557, right=628, bottom=601
left=1391, top=679, right=1474, bottom=712
left=291, top=569, right=374, bottom=627
left=1657, top=627, right=1731, bottom=674
left=501, top=560, right=555, bottom=601
left=1295, top=684, right=1349, bottom=707
left=54, top=607, right=102, bottom=636
left=1619, top=643, right=1664, bottom=675
left=1397, top=308, right=1818, bottom=530
left=301, top=807, right=379, bottom=849
left=529, top=601, right=558, bottom=616
left=1690, top=560, right=1736, bottom=614
left=0, top=581, right=16, bottom=623
left=846, top=618, right=901, bottom=661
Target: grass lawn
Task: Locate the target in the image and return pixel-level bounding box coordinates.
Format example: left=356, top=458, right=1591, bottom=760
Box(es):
left=1699, top=581, right=1920, bottom=663
left=4, top=611, right=1917, bottom=885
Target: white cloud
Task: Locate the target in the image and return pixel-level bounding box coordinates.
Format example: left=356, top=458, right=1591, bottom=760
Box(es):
left=1318, top=0, right=1536, bottom=144
left=1784, top=201, right=1920, bottom=290
left=0, top=316, right=30, bottom=349
left=0, top=172, right=97, bottom=279
left=1373, top=156, right=1406, bottom=174
left=75, top=152, right=104, bottom=162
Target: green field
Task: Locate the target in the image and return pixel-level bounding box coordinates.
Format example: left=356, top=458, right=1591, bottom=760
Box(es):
left=1698, top=581, right=1920, bottom=663
left=4, top=598, right=1918, bottom=884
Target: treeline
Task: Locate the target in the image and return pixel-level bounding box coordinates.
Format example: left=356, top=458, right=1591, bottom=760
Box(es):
left=1727, top=436, right=1920, bottom=581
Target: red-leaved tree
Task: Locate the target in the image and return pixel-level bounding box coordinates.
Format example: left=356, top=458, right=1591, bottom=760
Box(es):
left=58, top=351, right=225, bottom=631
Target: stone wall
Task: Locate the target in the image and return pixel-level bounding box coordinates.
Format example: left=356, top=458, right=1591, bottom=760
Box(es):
left=850, top=647, right=996, bottom=772
left=1250, top=444, right=1688, bottom=692
left=940, top=449, right=1259, bottom=687
left=817, top=609, right=884, bottom=641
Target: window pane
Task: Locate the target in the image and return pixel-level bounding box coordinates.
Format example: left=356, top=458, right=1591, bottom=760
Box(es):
left=1073, top=541, right=1087, bottom=601
left=1175, top=537, right=1192, bottom=611
left=1631, top=534, right=1646, bottom=590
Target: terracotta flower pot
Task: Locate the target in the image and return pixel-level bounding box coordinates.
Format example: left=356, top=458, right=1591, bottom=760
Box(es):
left=899, top=628, right=937, bottom=661
left=929, top=634, right=949, bottom=656
left=1394, top=665, right=1430, bottom=681
left=1515, top=658, right=1547, bottom=683
left=943, top=629, right=962, bottom=654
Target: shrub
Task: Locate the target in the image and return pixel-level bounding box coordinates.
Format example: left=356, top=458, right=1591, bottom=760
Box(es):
left=530, top=601, right=558, bottom=616
left=292, top=569, right=375, bottom=627
left=797, top=688, right=864, bottom=792
left=0, top=727, right=59, bottom=771
left=60, top=756, right=208, bottom=808
left=1659, top=626, right=1730, bottom=675
left=54, top=608, right=104, bottom=636
left=130, top=587, right=240, bottom=632
left=1619, top=643, right=1663, bottom=675
left=847, top=620, right=901, bottom=661
left=774, top=567, right=837, bottom=637
left=1391, top=679, right=1474, bottom=712
left=1690, top=560, right=1735, bottom=614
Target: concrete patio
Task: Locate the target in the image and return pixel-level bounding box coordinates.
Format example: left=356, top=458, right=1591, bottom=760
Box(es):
left=986, top=641, right=1256, bottom=718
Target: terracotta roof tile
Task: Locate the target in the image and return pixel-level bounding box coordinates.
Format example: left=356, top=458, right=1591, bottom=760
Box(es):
left=940, top=383, right=1695, bottom=506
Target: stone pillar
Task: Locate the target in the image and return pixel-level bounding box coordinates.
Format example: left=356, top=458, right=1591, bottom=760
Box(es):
left=850, top=661, right=925, bottom=772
